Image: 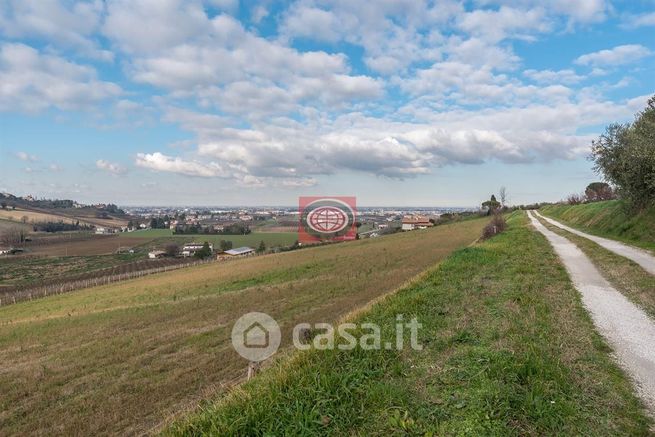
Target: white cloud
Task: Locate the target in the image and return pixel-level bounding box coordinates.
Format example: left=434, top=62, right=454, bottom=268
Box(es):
left=623, top=12, right=655, bottom=28
left=524, top=69, right=585, bottom=84
left=0, top=43, right=121, bottom=112
left=457, top=6, right=549, bottom=43
left=135, top=152, right=232, bottom=178
left=102, top=0, right=211, bottom=53
left=575, top=44, right=652, bottom=67
left=96, top=159, right=127, bottom=175
left=0, top=0, right=112, bottom=60
left=15, top=151, right=38, bottom=162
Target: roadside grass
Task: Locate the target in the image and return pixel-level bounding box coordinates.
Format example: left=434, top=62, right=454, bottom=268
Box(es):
left=168, top=212, right=652, bottom=436
left=536, top=216, right=655, bottom=320
left=540, top=201, right=655, bottom=251
left=0, top=218, right=485, bottom=435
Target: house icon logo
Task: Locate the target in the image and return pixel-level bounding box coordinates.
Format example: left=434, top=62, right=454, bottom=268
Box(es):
left=232, top=312, right=281, bottom=361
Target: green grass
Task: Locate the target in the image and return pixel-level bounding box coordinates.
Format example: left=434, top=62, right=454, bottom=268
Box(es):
left=169, top=212, right=652, bottom=436
left=540, top=201, right=655, bottom=251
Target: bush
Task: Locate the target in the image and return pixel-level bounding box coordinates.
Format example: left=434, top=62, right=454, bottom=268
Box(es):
left=481, top=214, right=506, bottom=240
left=566, top=193, right=585, bottom=205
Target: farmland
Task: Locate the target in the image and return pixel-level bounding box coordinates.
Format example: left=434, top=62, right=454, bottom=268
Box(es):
left=129, top=229, right=298, bottom=249
left=0, top=217, right=486, bottom=435
left=24, top=234, right=151, bottom=256
left=0, top=206, right=128, bottom=228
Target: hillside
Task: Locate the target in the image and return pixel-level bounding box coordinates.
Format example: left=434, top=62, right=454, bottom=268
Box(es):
left=540, top=201, right=655, bottom=250
left=0, top=217, right=486, bottom=435
left=0, top=193, right=129, bottom=229
left=168, top=213, right=651, bottom=435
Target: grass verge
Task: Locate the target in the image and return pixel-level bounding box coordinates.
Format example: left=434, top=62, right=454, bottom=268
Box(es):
left=168, top=212, right=652, bottom=436
left=540, top=201, right=655, bottom=251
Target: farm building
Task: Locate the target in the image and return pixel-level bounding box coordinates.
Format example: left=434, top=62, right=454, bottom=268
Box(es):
left=95, top=227, right=115, bottom=235
left=401, top=215, right=433, bottom=231
left=217, top=246, right=255, bottom=260
left=148, top=250, right=166, bottom=259
left=182, top=243, right=214, bottom=257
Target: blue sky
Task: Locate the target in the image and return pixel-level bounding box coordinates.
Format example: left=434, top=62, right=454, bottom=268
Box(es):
left=0, top=0, right=654, bottom=206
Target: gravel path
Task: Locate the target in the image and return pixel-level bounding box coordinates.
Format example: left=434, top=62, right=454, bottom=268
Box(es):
left=534, top=210, right=655, bottom=275
left=527, top=210, right=655, bottom=415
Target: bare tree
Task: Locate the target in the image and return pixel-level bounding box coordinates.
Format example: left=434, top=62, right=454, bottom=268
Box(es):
left=499, top=186, right=507, bottom=207
left=21, top=215, right=29, bottom=224
left=0, top=227, right=27, bottom=247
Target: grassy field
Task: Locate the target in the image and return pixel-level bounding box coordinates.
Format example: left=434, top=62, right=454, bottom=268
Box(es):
left=169, top=212, right=652, bottom=436
left=0, top=217, right=486, bottom=435
left=540, top=201, right=655, bottom=250
left=129, top=229, right=298, bottom=249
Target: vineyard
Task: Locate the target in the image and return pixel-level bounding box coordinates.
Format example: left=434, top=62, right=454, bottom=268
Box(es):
left=0, top=257, right=212, bottom=306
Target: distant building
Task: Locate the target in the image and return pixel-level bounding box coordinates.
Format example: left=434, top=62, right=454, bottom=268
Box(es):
left=95, top=227, right=115, bottom=235
left=182, top=242, right=214, bottom=257
left=148, top=250, right=166, bottom=259
left=401, top=215, right=433, bottom=231
left=218, top=246, right=255, bottom=260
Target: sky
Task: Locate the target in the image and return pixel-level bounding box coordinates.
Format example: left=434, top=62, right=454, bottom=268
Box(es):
left=0, top=0, right=654, bottom=207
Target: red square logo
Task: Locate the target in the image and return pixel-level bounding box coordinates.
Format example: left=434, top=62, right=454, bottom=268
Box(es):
left=298, top=196, right=357, bottom=244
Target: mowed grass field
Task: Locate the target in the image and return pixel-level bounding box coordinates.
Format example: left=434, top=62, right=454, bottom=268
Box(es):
left=0, top=217, right=486, bottom=435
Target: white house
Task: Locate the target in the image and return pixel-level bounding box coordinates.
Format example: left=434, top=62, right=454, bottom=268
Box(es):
left=401, top=215, right=433, bottom=231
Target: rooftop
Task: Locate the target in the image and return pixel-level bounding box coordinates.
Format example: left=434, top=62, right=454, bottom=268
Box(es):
left=224, top=246, right=255, bottom=255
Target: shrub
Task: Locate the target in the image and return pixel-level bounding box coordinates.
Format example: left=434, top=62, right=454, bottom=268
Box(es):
left=566, top=193, right=585, bottom=205
left=481, top=214, right=506, bottom=240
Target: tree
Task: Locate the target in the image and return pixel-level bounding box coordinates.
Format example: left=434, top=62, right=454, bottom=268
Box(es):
left=20, top=215, right=28, bottom=223
left=590, top=95, right=655, bottom=209
left=194, top=241, right=212, bottom=259
left=0, top=201, right=6, bottom=210
left=481, top=194, right=500, bottom=215
left=0, top=227, right=28, bottom=246
left=499, top=186, right=507, bottom=207
left=219, top=239, right=233, bottom=251
left=257, top=240, right=266, bottom=253
left=585, top=182, right=615, bottom=202
left=164, top=244, right=179, bottom=257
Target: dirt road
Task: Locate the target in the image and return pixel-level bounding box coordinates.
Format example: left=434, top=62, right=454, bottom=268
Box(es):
left=534, top=210, right=655, bottom=275
left=527, top=211, right=655, bottom=416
